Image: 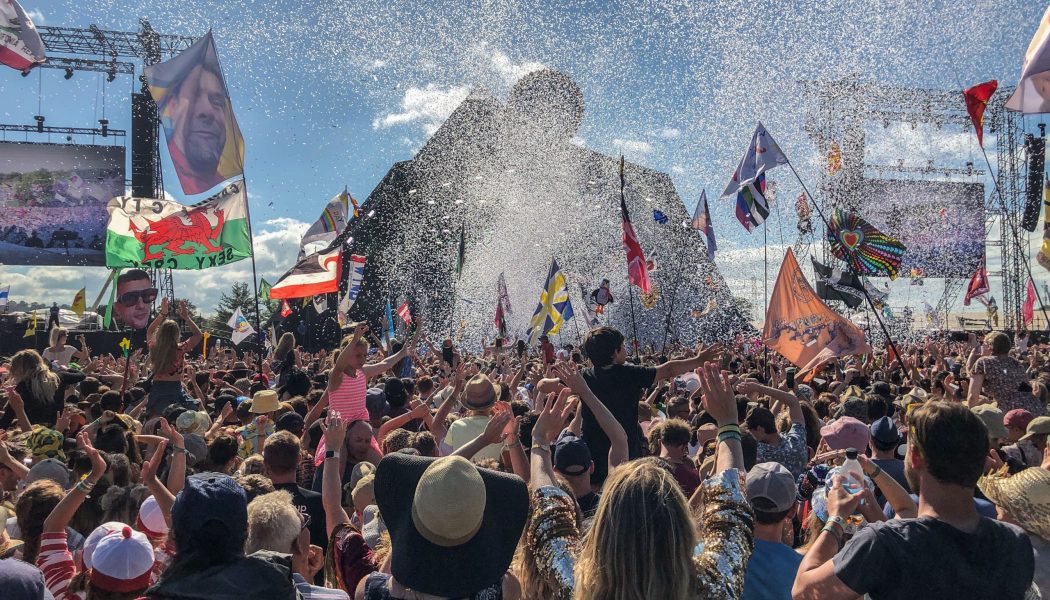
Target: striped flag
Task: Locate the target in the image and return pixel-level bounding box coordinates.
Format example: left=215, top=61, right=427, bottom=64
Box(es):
left=0, top=1, right=46, bottom=72
left=397, top=301, right=412, bottom=326
left=690, top=191, right=717, bottom=260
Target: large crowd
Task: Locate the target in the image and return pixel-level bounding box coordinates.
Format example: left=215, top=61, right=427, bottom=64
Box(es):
left=0, top=301, right=1048, bottom=600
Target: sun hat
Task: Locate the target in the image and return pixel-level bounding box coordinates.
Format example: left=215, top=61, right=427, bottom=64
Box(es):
left=172, top=472, right=248, bottom=547
left=229, top=361, right=252, bottom=379
left=904, top=387, right=928, bottom=401
left=89, top=525, right=155, bottom=593
left=351, top=473, right=375, bottom=514
left=249, top=389, right=280, bottom=414
left=24, top=457, right=71, bottom=489
left=746, top=462, right=798, bottom=513
left=461, top=375, right=497, bottom=411
left=136, top=495, right=169, bottom=538
left=348, top=461, right=376, bottom=491
left=374, top=453, right=528, bottom=598
left=1003, top=409, right=1035, bottom=431
left=0, top=528, right=24, bottom=559
left=175, top=410, right=210, bottom=435
left=978, top=467, right=1050, bottom=540
left=971, top=405, right=1009, bottom=440
left=820, top=416, right=870, bottom=451
left=27, top=425, right=66, bottom=461
left=82, top=522, right=125, bottom=570
left=1020, top=416, right=1050, bottom=441
left=181, top=433, right=207, bottom=467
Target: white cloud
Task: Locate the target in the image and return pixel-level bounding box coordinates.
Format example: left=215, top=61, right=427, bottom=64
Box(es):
left=671, top=165, right=687, bottom=175
left=372, top=84, right=470, bottom=135
left=25, top=9, right=45, bottom=24
left=612, top=138, right=653, bottom=155
left=488, top=48, right=544, bottom=86
left=658, top=127, right=681, bottom=139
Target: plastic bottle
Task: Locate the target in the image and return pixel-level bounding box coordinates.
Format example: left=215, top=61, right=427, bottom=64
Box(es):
left=840, top=448, right=866, bottom=527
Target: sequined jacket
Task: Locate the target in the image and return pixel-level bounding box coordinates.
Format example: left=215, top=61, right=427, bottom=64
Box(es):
left=526, top=469, right=754, bottom=599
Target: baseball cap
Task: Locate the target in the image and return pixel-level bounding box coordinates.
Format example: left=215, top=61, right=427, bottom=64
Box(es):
left=820, top=416, right=870, bottom=451
left=1004, top=409, right=1035, bottom=431
left=869, top=416, right=901, bottom=446
left=136, top=495, right=169, bottom=538
left=746, top=462, right=797, bottom=513
left=366, top=388, right=389, bottom=421
left=553, top=433, right=592, bottom=476
left=1021, top=416, right=1050, bottom=441
left=82, top=522, right=125, bottom=571
left=89, top=526, right=154, bottom=593
left=275, top=411, right=305, bottom=435
left=172, top=472, right=248, bottom=547
left=971, top=405, right=1009, bottom=440
left=24, top=458, right=71, bottom=489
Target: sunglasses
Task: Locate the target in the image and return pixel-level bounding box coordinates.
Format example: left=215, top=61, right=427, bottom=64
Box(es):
left=118, top=288, right=159, bottom=307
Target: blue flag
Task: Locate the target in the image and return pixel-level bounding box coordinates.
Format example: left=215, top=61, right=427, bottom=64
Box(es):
left=527, top=258, right=574, bottom=344
left=384, top=301, right=395, bottom=340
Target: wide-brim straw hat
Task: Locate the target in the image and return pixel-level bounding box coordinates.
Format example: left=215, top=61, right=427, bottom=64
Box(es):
left=374, top=453, right=528, bottom=598
left=978, top=467, right=1050, bottom=540
left=461, top=374, right=497, bottom=411
left=249, top=389, right=280, bottom=414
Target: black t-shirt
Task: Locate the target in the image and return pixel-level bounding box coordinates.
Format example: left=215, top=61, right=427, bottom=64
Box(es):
left=833, top=516, right=1034, bottom=600
left=272, top=482, right=328, bottom=553
left=577, top=491, right=600, bottom=517
left=580, top=363, right=657, bottom=480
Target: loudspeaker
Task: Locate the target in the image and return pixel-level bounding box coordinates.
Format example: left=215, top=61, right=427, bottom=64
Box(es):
left=131, top=92, right=159, bottom=199
left=1022, top=132, right=1045, bottom=232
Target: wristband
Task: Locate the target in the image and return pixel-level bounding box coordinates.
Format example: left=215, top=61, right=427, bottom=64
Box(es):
left=171, top=446, right=189, bottom=455
left=76, top=479, right=97, bottom=494
left=821, top=523, right=844, bottom=547
left=868, top=464, right=883, bottom=479
left=324, top=450, right=340, bottom=460
left=503, top=439, right=522, bottom=450
left=531, top=442, right=551, bottom=454
left=826, top=515, right=847, bottom=531
left=716, top=424, right=741, bottom=435
left=717, top=431, right=742, bottom=443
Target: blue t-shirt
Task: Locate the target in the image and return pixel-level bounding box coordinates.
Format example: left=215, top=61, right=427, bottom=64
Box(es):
left=742, top=539, right=803, bottom=600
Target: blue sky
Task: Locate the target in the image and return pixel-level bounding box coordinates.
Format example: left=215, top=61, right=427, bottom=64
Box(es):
left=2, top=0, right=1048, bottom=327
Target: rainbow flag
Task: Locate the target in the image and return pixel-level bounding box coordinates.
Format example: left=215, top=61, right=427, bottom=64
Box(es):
left=302, top=189, right=351, bottom=247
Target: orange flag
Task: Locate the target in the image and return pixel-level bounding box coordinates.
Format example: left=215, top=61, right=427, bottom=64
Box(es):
left=763, top=249, right=871, bottom=376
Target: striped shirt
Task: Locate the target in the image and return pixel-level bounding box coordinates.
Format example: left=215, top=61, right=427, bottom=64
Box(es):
left=329, top=369, right=369, bottom=422
left=36, top=532, right=80, bottom=600
left=293, top=573, right=351, bottom=600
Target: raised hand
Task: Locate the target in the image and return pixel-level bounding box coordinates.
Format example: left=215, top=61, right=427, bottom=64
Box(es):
left=552, top=361, right=588, bottom=395
left=824, top=474, right=865, bottom=521
left=532, top=390, right=575, bottom=445
left=322, top=411, right=347, bottom=452
left=141, top=439, right=168, bottom=484
left=158, top=417, right=184, bottom=447
left=694, top=343, right=725, bottom=364
left=160, top=297, right=170, bottom=316
left=481, top=410, right=513, bottom=445
left=697, top=361, right=738, bottom=426
left=77, top=430, right=108, bottom=479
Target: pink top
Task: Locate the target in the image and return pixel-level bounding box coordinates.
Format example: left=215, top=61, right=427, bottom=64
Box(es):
left=314, top=368, right=372, bottom=467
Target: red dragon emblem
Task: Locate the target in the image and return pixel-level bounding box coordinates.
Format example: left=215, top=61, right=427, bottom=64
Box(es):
left=128, top=207, right=225, bottom=261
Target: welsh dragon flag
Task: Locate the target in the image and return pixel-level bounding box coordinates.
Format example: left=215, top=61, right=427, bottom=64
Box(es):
left=105, top=180, right=252, bottom=269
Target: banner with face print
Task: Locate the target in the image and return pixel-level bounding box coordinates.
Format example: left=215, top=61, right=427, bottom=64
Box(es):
left=145, top=31, right=245, bottom=196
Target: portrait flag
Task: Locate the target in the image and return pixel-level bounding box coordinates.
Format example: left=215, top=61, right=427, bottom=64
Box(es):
left=764, top=249, right=871, bottom=377
left=1005, top=5, right=1050, bottom=114
left=0, top=0, right=46, bottom=72
left=105, top=180, right=252, bottom=270
left=145, top=31, right=245, bottom=195
left=71, top=287, right=86, bottom=317
left=963, top=80, right=998, bottom=147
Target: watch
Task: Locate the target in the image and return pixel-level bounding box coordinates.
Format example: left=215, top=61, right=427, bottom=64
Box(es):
left=324, top=450, right=340, bottom=460
left=172, top=446, right=189, bottom=455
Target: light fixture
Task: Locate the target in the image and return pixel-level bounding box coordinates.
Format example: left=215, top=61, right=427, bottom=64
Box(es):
left=34, top=115, right=44, bottom=133
left=106, top=66, right=117, bottom=82
left=99, top=119, right=109, bottom=137
left=20, top=70, right=30, bottom=78
left=63, top=67, right=74, bottom=80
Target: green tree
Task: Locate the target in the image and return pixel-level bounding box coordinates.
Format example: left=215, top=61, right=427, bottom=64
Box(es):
left=211, top=282, right=258, bottom=333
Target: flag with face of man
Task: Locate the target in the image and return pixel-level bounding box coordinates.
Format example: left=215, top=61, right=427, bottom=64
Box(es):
left=145, top=31, right=245, bottom=196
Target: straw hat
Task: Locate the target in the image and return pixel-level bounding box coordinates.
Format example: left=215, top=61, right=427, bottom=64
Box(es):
left=249, top=389, right=280, bottom=414
left=461, top=375, right=497, bottom=411
left=978, top=467, right=1050, bottom=540
left=374, top=453, right=528, bottom=598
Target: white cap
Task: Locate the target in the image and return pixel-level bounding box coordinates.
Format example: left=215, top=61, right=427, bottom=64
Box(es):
left=137, top=495, right=169, bottom=537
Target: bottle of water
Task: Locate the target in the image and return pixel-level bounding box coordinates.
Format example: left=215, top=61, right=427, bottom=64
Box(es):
left=840, top=448, right=866, bottom=527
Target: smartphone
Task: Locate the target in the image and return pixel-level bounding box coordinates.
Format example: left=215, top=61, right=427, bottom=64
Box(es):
left=516, top=339, right=526, bottom=358
left=495, top=338, right=503, bottom=349
left=785, top=368, right=796, bottom=389
left=442, top=341, right=454, bottom=365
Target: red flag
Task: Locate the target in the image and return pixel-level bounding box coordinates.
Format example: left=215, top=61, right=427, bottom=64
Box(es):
left=1024, top=278, right=1036, bottom=326
left=620, top=156, right=651, bottom=294
left=280, top=299, right=293, bottom=318
left=396, top=301, right=412, bottom=326
left=963, top=259, right=990, bottom=306
left=964, top=80, right=998, bottom=148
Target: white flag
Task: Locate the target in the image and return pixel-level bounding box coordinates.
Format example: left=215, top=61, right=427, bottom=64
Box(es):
left=719, top=122, right=788, bottom=200
left=1006, top=6, right=1050, bottom=114
left=301, top=190, right=350, bottom=247
left=313, top=294, right=328, bottom=314
left=227, top=307, right=256, bottom=345
left=0, top=285, right=9, bottom=311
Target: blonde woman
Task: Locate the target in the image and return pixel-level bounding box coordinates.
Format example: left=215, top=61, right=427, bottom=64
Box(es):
left=144, top=298, right=202, bottom=418
left=526, top=361, right=753, bottom=600
left=0, top=349, right=62, bottom=429
left=270, top=331, right=300, bottom=388
left=42, top=327, right=88, bottom=368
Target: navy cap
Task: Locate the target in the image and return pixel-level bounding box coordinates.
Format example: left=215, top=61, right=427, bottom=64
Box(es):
left=869, top=416, right=900, bottom=445
left=275, top=411, right=305, bottom=435
left=172, top=472, right=247, bottom=548
left=366, top=387, right=389, bottom=421
left=553, top=432, right=592, bottom=476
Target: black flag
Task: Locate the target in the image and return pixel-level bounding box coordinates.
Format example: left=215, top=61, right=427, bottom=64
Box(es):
left=811, top=258, right=865, bottom=309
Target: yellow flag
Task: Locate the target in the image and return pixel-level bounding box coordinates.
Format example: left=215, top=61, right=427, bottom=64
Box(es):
left=1038, top=176, right=1050, bottom=274
left=71, top=287, right=86, bottom=317
left=24, top=313, right=36, bottom=338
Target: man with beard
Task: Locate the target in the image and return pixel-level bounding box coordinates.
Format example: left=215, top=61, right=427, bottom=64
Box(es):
left=165, top=61, right=230, bottom=194
left=794, top=401, right=1035, bottom=600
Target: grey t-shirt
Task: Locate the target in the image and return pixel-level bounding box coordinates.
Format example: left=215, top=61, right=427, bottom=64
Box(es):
left=833, top=516, right=1034, bottom=600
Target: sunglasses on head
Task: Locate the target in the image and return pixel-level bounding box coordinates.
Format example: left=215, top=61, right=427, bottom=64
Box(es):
left=118, top=288, right=159, bottom=307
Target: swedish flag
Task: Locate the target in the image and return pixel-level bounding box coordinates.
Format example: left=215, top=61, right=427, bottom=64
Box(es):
left=527, top=259, right=574, bottom=344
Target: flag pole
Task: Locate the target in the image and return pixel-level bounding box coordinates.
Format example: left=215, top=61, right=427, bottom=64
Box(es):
left=620, top=155, right=641, bottom=355
left=660, top=231, right=688, bottom=350
left=763, top=217, right=770, bottom=380
left=977, top=144, right=1050, bottom=329
left=782, top=157, right=906, bottom=371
